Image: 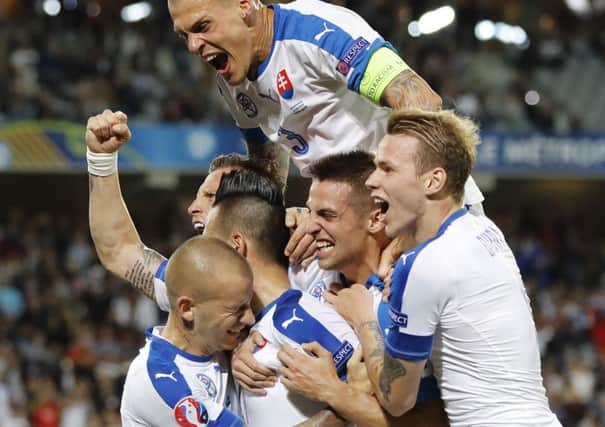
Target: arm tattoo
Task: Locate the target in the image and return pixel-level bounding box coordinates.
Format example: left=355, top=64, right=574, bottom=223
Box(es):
left=380, top=352, right=407, bottom=400
left=381, top=70, right=442, bottom=111
left=359, top=321, right=407, bottom=400
left=89, top=175, right=94, bottom=193
left=246, top=141, right=290, bottom=193
left=124, top=246, right=166, bottom=300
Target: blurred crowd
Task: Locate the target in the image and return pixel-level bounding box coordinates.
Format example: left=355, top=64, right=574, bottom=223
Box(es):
left=0, top=0, right=604, bottom=130
left=0, top=200, right=603, bottom=426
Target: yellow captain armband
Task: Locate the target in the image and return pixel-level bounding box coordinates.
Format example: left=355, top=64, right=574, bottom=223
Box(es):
left=359, top=47, right=410, bottom=104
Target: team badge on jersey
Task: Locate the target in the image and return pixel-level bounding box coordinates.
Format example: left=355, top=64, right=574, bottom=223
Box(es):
left=236, top=92, right=258, bottom=118
left=174, top=396, right=209, bottom=427
left=276, top=69, right=294, bottom=99
left=196, top=373, right=218, bottom=399
left=308, top=280, right=327, bottom=301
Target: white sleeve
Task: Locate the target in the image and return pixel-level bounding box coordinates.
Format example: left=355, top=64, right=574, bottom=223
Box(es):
left=385, top=248, right=452, bottom=361
left=153, top=260, right=170, bottom=312
left=121, top=410, right=148, bottom=427
left=277, top=0, right=392, bottom=94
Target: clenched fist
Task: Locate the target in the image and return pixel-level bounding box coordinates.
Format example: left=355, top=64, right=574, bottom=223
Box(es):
left=86, top=109, right=131, bottom=154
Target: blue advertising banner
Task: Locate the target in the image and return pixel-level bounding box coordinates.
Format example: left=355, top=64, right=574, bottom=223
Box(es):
left=1, top=120, right=605, bottom=177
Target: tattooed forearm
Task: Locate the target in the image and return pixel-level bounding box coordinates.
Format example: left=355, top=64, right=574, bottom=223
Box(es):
left=360, top=320, right=386, bottom=359
left=89, top=175, right=94, bottom=193
left=124, top=246, right=166, bottom=299
left=358, top=321, right=407, bottom=401
left=246, top=140, right=290, bottom=193
left=380, top=353, right=407, bottom=400
left=381, top=70, right=442, bottom=111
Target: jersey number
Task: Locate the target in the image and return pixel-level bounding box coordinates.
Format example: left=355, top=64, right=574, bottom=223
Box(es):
left=278, top=127, right=309, bottom=155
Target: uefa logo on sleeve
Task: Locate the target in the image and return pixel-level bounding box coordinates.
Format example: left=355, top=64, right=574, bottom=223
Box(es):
left=276, top=69, right=294, bottom=99
left=174, top=396, right=209, bottom=427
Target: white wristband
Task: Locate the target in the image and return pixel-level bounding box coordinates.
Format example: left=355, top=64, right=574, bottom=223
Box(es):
left=87, top=148, right=118, bottom=176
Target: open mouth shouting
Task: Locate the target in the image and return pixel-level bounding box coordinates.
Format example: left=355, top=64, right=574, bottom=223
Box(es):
left=192, top=220, right=205, bottom=234
left=373, top=196, right=389, bottom=222
left=205, top=52, right=230, bottom=75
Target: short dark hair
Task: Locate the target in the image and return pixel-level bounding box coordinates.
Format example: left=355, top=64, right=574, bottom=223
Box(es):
left=307, top=151, right=376, bottom=213
left=209, top=153, right=286, bottom=191
left=211, top=169, right=289, bottom=265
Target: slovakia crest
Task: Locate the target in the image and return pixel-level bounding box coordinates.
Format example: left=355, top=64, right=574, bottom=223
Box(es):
left=174, top=396, right=209, bottom=427
left=196, top=373, right=218, bottom=399
left=276, top=69, right=294, bottom=99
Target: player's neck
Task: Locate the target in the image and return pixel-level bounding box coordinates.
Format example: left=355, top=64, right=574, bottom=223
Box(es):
left=414, top=199, right=462, bottom=244
left=341, top=241, right=382, bottom=284
left=250, top=6, right=274, bottom=76
left=250, top=262, right=290, bottom=315
left=163, top=314, right=212, bottom=357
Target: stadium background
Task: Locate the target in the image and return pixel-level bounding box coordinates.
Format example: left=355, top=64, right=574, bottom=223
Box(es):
left=0, top=0, right=604, bottom=426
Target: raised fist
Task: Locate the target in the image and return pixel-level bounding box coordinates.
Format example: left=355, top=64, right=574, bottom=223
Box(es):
left=86, top=109, right=131, bottom=154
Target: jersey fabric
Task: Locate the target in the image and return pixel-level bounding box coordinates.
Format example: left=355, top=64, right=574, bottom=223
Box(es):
left=240, top=289, right=358, bottom=427
left=385, top=209, right=561, bottom=426
left=287, top=259, right=342, bottom=302
left=217, top=0, right=484, bottom=207
left=121, top=327, right=243, bottom=427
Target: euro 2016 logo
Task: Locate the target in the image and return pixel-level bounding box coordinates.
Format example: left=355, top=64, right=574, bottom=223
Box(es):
left=174, top=396, right=209, bottom=427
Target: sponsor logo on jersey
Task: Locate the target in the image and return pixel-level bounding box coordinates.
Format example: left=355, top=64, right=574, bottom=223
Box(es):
left=155, top=371, right=178, bottom=382
left=314, top=22, right=335, bottom=42
left=281, top=308, right=304, bottom=329
left=276, top=69, right=294, bottom=99
left=196, top=373, right=218, bottom=399
left=174, top=396, right=209, bottom=427
left=236, top=92, right=258, bottom=118
left=337, top=37, right=369, bottom=75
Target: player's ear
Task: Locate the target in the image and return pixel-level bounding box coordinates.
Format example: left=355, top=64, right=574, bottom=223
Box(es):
left=177, top=296, right=195, bottom=326
left=231, top=232, right=248, bottom=258
left=239, top=0, right=253, bottom=20
left=422, top=167, right=447, bottom=196
left=368, top=207, right=385, bottom=234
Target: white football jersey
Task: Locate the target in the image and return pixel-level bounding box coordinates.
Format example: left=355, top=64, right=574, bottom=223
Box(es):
left=385, top=209, right=561, bottom=426
left=217, top=0, right=484, bottom=207
left=121, top=327, right=243, bottom=427
left=287, top=259, right=342, bottom=302
left=240, top=289, right=359, bottom=427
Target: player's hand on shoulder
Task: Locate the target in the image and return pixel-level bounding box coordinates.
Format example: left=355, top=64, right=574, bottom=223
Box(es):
left=285, top=207, right=317, bottom=267
left=231, top=331, right=277, bottom=395
left=324, top=284, right=374, bottom=330
left=86, top=109, right=131, bottom=154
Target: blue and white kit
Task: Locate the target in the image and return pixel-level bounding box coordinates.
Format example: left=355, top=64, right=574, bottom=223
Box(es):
left=217, top=0, right=484, bottom=207
left=385, top=209, right=561, bottom=426
left=121, top=327, right=243, bottom=427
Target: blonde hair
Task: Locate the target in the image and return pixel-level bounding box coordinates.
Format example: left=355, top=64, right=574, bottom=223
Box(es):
left=387, top=109, right=480, bottom=202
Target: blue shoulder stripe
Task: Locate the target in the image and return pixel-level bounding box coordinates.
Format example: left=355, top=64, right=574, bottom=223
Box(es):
left=155, top=259, right=168, bottom=281
left=389, top=208, right=467, bottom=316
left=147, top=338, right=192, bottom=408
left=209, top=408, right=245, bottom=427
left=273, top=290, right=353, bottom=379
left=386, top=209, right=467, bottom=360
left=258, top=5, right=389, bottom=92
